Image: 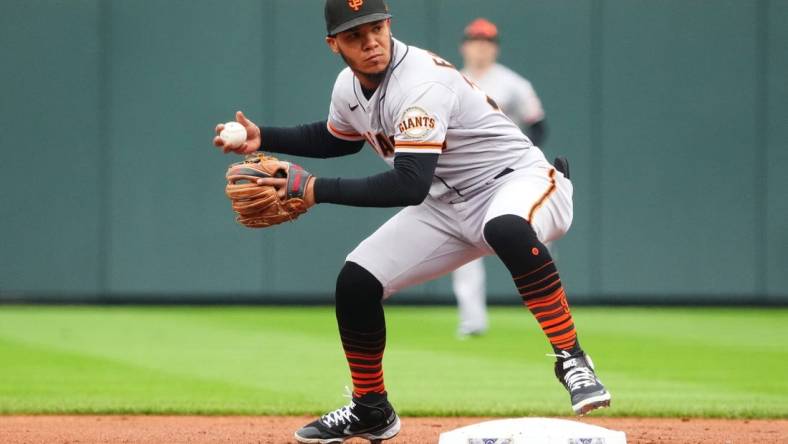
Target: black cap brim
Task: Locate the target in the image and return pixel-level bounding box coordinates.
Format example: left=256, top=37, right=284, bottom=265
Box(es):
left=328, top=13, right=391, bottom=36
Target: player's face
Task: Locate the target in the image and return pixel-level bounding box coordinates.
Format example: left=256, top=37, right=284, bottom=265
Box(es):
left=460, top=39, right=498, bottom=70
left=327, top=19, right=392, bottom=78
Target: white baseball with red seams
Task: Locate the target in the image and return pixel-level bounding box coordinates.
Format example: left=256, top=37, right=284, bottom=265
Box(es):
left=220, top=122, right=247, bottom=149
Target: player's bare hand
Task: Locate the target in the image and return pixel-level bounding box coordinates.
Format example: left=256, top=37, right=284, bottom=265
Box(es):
left=304, top=176, right=316, bottom=208
left=254, top=177, right=288, bottom=200
left=251, top=175, right=316, bottom=208
left=213, top=110, right=262, bottom=155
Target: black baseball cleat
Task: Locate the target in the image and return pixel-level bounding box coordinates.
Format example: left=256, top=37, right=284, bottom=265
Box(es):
left=552, top=350, right=611, bottom=415
left=294, top=392, right=401, bottom=443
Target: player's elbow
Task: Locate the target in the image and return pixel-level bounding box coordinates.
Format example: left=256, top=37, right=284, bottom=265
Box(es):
left=401, top=190, right=428, bottom=206
left=399, top=179, right=430, bottom=206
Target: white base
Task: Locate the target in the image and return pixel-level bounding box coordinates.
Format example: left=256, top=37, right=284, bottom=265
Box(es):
left=438, top=417, right=626, bottom=444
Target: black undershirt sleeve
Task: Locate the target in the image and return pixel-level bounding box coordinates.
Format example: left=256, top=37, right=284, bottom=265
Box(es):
left=315, top=153, right=439, bottom=207
left=261, top=120, right=438, bottom=207
left=260, top=120, right=364, bottom=158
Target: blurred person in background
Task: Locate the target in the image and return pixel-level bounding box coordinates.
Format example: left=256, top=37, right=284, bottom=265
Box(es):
left=453, top=18, right=549, bottom=339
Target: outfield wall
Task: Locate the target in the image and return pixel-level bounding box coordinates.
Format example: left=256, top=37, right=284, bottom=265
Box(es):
left=1, top=1, right=786, bottom=304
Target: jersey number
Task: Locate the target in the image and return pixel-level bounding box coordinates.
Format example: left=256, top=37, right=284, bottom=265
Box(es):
left=429, top=52, right=455, bottom=69
left=430, top=52, right=500, bottom=112
left=365, top=131, right=395, bottom=157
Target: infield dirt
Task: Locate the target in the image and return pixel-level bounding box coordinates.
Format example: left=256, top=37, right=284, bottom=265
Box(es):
left=1, top=416, right=786, bottom=443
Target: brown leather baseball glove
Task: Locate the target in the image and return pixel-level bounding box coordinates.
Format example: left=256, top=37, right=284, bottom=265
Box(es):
left=225, top=153, right=313, bottom=228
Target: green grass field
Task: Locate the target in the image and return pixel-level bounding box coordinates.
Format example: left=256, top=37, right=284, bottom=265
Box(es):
left=0, top=305, right=786, bottom=418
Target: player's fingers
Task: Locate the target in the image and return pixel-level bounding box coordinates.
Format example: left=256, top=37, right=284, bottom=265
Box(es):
left=244, top=137, right=261, bottom=152
left=236, top=110, right=250, bottom=126
left=213, top=136, right=225, bottom=148
left=255, top=177, right=287, bottom=187
left=215, top=123, right=224, bottom=135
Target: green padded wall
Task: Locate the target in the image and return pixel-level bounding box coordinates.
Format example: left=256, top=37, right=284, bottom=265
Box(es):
left=105, top=0, right=269, bottom=297
left=0, top=1, right=103, bottom=297
left=766, top=0, right=788, bottom=299
left=598, top=1, right=760, bottom=301
left=0, top=1, right=785, bottom=303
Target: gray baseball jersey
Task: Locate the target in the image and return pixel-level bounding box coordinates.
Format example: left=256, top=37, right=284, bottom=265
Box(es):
left=326, top=38, right=547, bottom=200
left=324, top=39, right=572, bottom=297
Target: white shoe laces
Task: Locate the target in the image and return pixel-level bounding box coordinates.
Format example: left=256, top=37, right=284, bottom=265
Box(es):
left=321, top=386, right=359, bottom=427
left=563, top=367, right=597, bottom=391
left=547, top=352, right=598, bottom=392
left=546, top=351, right=572, bottom=360
left=322, top=404, right=357, bottom=427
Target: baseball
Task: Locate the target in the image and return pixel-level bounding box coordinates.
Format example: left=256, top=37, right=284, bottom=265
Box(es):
left=220, top=121, right=247, bottom=148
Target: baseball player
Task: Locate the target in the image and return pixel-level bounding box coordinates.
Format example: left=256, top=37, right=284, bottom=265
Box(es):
left=214, top=1, right=610, bottom=442
left=453, top=18, right=549, bottom=339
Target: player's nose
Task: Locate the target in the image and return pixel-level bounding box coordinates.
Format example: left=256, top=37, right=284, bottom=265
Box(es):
left=361, top=32, right=379, bottom=49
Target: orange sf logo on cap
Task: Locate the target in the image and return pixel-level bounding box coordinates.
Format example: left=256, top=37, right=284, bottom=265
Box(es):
left=348, top=0, right=363, bottom=11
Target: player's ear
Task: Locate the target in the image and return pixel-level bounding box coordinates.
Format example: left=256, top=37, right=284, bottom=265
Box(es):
left=326, top=36, right=340, bottom=54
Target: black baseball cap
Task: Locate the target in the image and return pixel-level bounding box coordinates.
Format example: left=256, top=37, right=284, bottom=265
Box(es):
left=325, top=0, right=391, bottom=36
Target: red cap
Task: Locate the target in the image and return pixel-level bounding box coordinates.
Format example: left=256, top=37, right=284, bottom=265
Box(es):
left=464, top=18, right=499, bottom=41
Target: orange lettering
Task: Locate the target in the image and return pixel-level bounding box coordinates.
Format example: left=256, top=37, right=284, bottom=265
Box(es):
left=347, top=0, right=364, bottom=12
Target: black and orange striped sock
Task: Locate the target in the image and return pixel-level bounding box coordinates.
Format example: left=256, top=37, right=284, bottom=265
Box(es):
left=483, top=214, right=581, bottom=354
left=339, top=326, right=386, bottom=396
left=515, top=257, right=578, bottom=352
left=335, top=261, right=387, bottom=398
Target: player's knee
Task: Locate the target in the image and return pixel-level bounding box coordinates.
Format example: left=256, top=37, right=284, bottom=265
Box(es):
left=336, top=261, right=384, bottom=305
left=483, top=214, right=540, bottom=257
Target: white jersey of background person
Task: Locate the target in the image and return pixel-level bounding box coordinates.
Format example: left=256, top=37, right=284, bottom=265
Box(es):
left=465, top=63, right=545, bottom=128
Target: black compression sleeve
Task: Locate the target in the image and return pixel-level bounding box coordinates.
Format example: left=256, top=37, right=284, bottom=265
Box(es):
left=314, top=153, right=439, bottom=207
left=261, top=120, right=364, bottom=158
left=525, top=119, right=547, bottom=147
